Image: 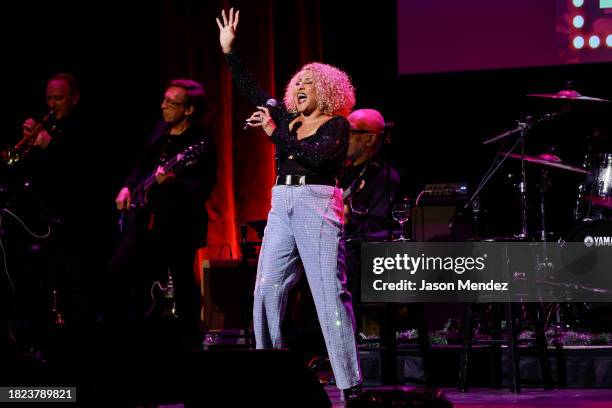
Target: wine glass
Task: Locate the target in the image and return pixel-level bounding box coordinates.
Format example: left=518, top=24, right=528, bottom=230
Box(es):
left=392, top=199, right=411, bottom=241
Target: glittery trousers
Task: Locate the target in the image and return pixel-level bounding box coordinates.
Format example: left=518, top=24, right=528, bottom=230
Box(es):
left=253, top=185, right=362, bottom=390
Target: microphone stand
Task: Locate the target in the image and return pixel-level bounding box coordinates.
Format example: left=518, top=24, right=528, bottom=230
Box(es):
left=373, top=129, right=399, bottom=384
left=381, top=127, right=395, bottom=243
left=518, top=122, right=528, bottom=239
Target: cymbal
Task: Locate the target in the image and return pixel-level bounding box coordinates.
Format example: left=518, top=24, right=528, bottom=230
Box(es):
left=503, top=152, right=588, bottom=174
left=527, top=89, right=610, bottom=103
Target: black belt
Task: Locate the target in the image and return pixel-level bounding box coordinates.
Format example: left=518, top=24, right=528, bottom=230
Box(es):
left=275, top=174, right=337, bottom=186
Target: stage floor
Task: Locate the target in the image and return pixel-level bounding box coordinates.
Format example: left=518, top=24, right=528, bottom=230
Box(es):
left=325, top=387, right=612, bottom=408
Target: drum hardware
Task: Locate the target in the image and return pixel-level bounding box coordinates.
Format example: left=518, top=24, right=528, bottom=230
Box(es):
left=481, top=111, right=566, bottom=146
left=574, top=182, right=591, bottom=222
left=502, top=151, right=590, bottom=242
left=452, top=111, right=564, bottom=239
left=539, top=280, right=611, bottom=294
left=535, top=169, right=555, bottom=277
left=463, top=87, right=610, bottom=333
left=471, top=84, right=607, bottom=240
left=471, top=199, right=481, bottom=239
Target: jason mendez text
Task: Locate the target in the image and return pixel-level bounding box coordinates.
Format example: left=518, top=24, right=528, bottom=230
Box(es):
left=372, top=280, right=508, bottom=291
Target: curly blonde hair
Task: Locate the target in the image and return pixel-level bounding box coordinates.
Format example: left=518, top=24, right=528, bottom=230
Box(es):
left=283, top=62, right=355, bottom=118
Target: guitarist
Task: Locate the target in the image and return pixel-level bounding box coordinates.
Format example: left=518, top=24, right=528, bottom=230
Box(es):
left=340, top=108, right=400, bottom=336
left=106, top=79, right=216, bottom=349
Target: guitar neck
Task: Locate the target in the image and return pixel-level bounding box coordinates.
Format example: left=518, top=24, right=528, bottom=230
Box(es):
left=140, top=154, right=182, bottom=193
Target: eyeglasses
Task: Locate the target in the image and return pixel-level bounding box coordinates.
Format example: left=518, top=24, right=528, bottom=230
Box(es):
left=162, top=97, right=188, bottom=108
left=350, top=129, right=377, bottom=136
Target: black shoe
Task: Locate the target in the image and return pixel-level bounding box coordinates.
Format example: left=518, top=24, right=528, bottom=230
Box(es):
left=342, top=384, right=362, bottom=403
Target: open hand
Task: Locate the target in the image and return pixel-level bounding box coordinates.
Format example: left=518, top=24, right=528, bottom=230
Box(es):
left=216, top=8, right=240, bottom=54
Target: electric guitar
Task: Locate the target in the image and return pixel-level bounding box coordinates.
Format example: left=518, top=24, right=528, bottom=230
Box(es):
left=118, top=140, right=207, bottom=232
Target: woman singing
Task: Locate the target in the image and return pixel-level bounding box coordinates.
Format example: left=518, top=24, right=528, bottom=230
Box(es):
left=216, top=8, right=362, bottom=398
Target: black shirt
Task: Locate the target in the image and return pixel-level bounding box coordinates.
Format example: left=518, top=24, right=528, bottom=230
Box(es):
left=124, top=121, right=216, bottom=244
left=225, top=52, right=348, bottom=180
left=340, top=159, right=400, bottom=241
left=20, top=112, right=107, bottom=230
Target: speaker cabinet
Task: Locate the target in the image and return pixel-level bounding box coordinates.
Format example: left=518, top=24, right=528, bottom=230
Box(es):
left=411, top=197, right=472, bottom=242
left=200, top=259, right=257, bottom=331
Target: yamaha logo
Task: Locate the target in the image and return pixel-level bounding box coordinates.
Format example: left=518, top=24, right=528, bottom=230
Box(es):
left=584, top=236, right=612, bottom=247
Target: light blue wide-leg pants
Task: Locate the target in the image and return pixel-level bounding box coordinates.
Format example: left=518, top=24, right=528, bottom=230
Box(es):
left=253, top=184, right=362, bottom=390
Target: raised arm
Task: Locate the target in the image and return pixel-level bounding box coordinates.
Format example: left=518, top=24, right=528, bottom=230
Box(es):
left=216, top=8, right=280, bottom=110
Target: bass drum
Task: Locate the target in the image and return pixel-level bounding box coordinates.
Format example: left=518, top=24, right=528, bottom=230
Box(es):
left=560, top=219, right=612, bottom=331
left=562, top=219, right=612, bottom=275
left=564, top=219, right=612, bottom=243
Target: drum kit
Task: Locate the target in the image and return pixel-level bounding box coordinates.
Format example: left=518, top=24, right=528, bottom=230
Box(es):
left=456, top=89, right=612, bottom=329
left=460, top=88, right=611, bottom=243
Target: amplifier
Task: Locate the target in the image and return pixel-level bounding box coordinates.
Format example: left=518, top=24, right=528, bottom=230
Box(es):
left=200, top=259, right=257, bottom=331
left=411, top=195, right=472, bottom=242
left=425, top=182, right=469, bottom=196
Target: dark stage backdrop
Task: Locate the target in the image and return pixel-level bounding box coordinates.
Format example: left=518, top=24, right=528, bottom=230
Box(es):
left=0, top=0, right=610, bottom=262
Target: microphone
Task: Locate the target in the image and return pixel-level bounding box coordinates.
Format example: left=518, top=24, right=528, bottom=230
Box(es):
left=243, top=98, right=279, bottom=130
left=522, top=107, right=569, bottom=125
left=264, top=98, right=279, bottom=108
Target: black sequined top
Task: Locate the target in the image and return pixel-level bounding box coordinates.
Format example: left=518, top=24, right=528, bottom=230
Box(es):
left=225, top=52, right=349, bottom=181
